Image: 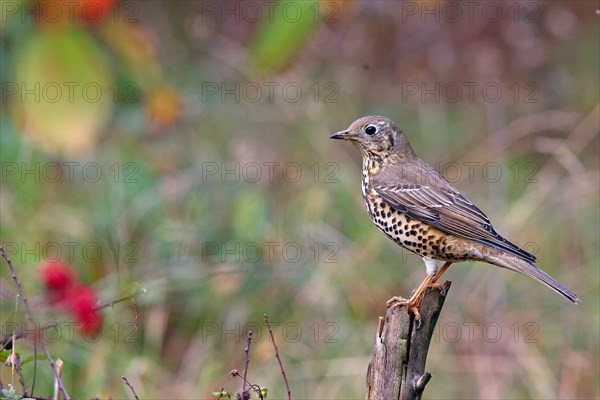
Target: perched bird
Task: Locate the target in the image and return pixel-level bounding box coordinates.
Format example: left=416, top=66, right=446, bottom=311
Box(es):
left=331, top=116, right=579, bottom=317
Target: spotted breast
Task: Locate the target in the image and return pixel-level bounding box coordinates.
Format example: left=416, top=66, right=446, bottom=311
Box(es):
left=361, top=158, right=471, bottom=263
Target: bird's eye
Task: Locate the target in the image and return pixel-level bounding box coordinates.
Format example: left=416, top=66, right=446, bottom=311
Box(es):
left=365, top=125, right=378, bottom=136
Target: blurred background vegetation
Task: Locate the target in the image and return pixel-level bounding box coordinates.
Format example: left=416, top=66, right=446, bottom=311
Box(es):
left=1, top=0, right=598, bottom=398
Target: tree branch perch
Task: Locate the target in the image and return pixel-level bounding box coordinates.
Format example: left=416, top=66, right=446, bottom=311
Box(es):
left=366, top=281, right=451, bottom=400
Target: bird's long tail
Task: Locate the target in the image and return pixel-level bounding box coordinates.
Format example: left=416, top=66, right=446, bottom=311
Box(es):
left=484, top=253, right=580, bottom=304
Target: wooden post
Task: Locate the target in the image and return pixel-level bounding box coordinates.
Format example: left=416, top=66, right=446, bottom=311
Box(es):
left=366, top=281, right=451, bottom=400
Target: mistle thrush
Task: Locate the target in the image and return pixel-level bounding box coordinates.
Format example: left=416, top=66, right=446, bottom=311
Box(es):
left=331, top=116, right=579, bottom=317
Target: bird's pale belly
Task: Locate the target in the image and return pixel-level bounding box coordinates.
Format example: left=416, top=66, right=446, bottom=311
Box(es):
left=363, top=192, right=472, bottom=262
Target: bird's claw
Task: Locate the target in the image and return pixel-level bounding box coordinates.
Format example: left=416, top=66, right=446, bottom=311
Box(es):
left=428, top=282, right=446, bottom=290
left=386, top=295, right=408, bottom=308
left=428, top=281, right=449, bottom=297
left=386, top=296, right=422, bottom=328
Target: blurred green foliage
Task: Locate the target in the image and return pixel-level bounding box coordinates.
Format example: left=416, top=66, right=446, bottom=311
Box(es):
left=1, top=1, right=599, bottom=399
left=249, top=0, right=322, bottom=73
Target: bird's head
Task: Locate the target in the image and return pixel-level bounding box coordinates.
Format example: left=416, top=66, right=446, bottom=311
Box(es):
left=330, top=115, right=415, bottom=160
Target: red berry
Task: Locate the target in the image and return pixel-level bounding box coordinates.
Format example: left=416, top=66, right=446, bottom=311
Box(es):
left=66, top=285, right=103, bottom=329
left=41, top=260, right=76, bottom=293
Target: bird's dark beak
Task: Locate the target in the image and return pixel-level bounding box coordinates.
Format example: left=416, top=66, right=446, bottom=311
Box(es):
left=330, top=130, right=352, bottom=140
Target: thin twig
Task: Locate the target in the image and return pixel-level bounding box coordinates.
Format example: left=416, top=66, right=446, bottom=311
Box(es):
left=242, top=331, right=252, bottom=395
left=16, top=363, right=27, bottom=398
left=52, top=359, right=63, bottom=400
left=12, top=295, right=19, bottom=387
left=6, top=312, right=27, bottom=398
left=93, top=287, right=146, bottom=310
left=0, top=245, right=71, bottom=400
left=264, top=314, right=292, bottom=400
left=32, top=340, right=37, bottom=397
left=122, top=376, right=140, bottom=400
left=132, top=296, right=140, bottom=332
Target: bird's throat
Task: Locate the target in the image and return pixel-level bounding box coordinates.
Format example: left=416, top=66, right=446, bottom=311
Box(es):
left=361, top=154, right=382, bottom=198
left=363, top=153, right=383, bottom=175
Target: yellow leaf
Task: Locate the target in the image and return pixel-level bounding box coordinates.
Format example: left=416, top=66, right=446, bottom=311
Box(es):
left=10, top=27, right=113, bottom=155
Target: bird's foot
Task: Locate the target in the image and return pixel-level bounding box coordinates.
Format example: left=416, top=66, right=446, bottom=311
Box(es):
left=385, top=265, right=452, bottom=328
left=386, top=295, right=422, bottom=325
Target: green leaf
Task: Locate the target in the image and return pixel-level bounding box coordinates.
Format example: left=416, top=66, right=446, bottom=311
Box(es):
left=249, top=0, right=321, bottom=73
left=20, top=354, right=47, bottom=365
left=211, top=390, right=232, bottom=399
left=261, top=387, right=269, bottom=398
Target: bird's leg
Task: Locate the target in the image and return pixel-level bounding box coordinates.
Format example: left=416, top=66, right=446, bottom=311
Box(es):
left=430, top=261, right=452, bottom=286
left=386, top=262, right=453, bottom=322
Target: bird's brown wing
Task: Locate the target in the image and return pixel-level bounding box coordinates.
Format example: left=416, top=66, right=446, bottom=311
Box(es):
left=374, top=184, right=537, bottom=263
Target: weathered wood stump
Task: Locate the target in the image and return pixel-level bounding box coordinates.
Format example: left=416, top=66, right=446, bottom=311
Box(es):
left=366, top=281, right=451, bottom=400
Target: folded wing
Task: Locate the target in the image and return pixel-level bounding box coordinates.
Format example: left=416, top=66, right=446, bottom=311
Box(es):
left=374, top=184, right=537, bottom=264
